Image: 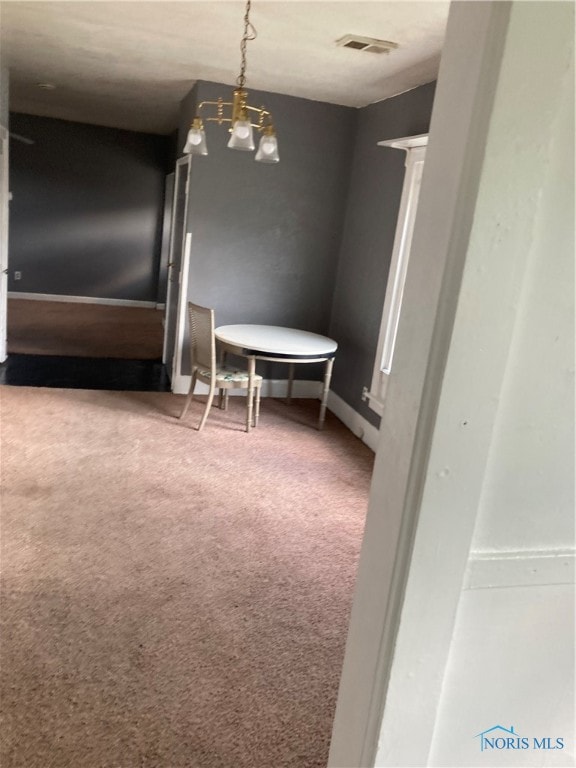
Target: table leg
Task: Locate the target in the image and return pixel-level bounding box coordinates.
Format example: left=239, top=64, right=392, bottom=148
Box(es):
left=319, top=357, right=334, bottom=430
left=286, top=363, right=295, bottom=405
left=246, top=356, right=256, bottom=433
left=218, top=348, right=228, bottom=411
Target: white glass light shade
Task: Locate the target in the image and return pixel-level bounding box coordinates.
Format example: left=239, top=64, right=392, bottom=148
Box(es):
left=255, top=133, right=280, bottom=163
left=227, top=119, right=255, bottom=151
left=183, top=127, right=208, bottom=156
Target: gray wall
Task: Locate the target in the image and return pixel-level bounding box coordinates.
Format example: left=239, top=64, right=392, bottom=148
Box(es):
left=0, top=62, right=8, bottom=129
left=329, top=82, right=437, bottom=427
left=8, top=113, right=171, bottom=301
left=179, top=80, right=357, bottom=376
left=175, top=80, right=436, bottom=397
left=177, top=83, right=199, bottom=165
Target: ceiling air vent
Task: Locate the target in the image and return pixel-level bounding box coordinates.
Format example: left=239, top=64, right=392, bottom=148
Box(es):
left=336, top=34, right=399, bottom=54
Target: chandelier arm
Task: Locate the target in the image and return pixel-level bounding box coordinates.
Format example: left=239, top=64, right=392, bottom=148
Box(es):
left=197, top=100, right=234, bottom=112
left=244, top=104, right=269, bottom=116
left=204, top=117, right=270, bottom=131
left=240, top=104, right=275, bottom=132
left=194, top=101, right=275, bottom=132
left=204, top=116, right=233, bottom=125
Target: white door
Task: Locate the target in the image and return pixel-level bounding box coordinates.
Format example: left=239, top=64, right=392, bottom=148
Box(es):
left=162, top=155, right=191, bottom=386
left=0, top=126, right=9, bottom=363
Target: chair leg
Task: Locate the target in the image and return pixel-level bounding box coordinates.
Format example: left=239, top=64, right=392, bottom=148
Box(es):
left=254, top=383, right=261, bottom=427
left=179, top=371, right=197, bottom=420
left=197, top=383, right=216, bottom=431
left=218, top=388, right=224, bottom=409
left=224, top=391, right=229, bottom=411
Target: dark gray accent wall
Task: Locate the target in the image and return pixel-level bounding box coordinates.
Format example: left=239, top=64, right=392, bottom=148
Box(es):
left=0, top=62, right=8, bottom=129
left=8, top=113, right=171, bottom=301
left=179, top=81, right=357, bottom=377
left=328, top=82, right=437, bottom=427
left=177, top=84, right=199, bottom=164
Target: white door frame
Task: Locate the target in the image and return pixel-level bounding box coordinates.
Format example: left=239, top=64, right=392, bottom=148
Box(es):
left=171, top=231, right=192, bottom=390
left=328, top=3, right=513, bottom=766
left=0, top=124, right=9, bottom=363
left=162, top=155, right=191, bottom=376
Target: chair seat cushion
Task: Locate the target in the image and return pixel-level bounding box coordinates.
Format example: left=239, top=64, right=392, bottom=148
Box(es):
left=199, top=368, right=263, bottom=384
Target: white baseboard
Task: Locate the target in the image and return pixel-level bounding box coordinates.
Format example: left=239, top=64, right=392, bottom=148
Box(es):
left=171, top=374, right=321, bottom=399
left=327, top=390, right=380, bottom=452
left=171, top=375, right=380, bottom=452
left=8, top=292, right=157, bottom=309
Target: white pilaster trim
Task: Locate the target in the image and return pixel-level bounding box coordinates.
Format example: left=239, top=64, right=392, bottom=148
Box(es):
left=369, top=141, right=427, bottom=412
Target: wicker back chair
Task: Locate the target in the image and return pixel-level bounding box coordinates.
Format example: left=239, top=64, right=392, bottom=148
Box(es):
left=179, top=302, right=263, bottom=431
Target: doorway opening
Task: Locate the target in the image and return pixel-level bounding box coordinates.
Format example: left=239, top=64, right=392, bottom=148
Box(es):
left=1, top=115, right=175, bottom=392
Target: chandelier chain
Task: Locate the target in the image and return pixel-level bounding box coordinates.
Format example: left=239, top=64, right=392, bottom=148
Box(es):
left=237, top=0, right=257, bottom=89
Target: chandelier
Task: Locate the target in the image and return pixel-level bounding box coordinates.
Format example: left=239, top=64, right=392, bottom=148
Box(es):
left=183, top=0, right=279, bottom=163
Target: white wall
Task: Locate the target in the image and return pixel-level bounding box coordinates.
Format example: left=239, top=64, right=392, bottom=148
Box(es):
left=471, top=37, right=574, bottom=555
left=429, top=3, right=574, bottom=764
left=329, top=2, right=574, bottom=766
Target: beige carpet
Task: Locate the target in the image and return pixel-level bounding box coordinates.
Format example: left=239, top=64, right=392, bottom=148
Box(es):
left=0, top=387, right=373, bottom=768
left=7, top=299, right=164, bottom=359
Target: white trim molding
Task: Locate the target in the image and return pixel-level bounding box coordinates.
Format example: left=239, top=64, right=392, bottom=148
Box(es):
left=328, top=390, right=380, bottom=452
left=171, top=231, right=192, bottom=384
left=8, top=292, right=158, bottom=309
left=171, top=376, right=380, bottom=452
left=0, top=125, right=8, bottom=363
left=465, top=549, right=575, bottom=590
left=378, top=133, right=428, bottom=150
left=367, top=137, right=427, bottom=415
left=162, top=154, right=191, bottom=368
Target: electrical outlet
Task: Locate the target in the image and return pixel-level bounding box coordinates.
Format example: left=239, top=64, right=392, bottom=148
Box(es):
left=14, top=271, right=22, bottom=281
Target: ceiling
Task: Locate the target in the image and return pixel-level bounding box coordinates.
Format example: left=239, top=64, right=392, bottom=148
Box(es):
left=1, top=1, right=449, bottom=135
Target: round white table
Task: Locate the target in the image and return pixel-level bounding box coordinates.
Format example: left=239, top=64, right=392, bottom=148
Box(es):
left=215, top=324, right=337, bottom=432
